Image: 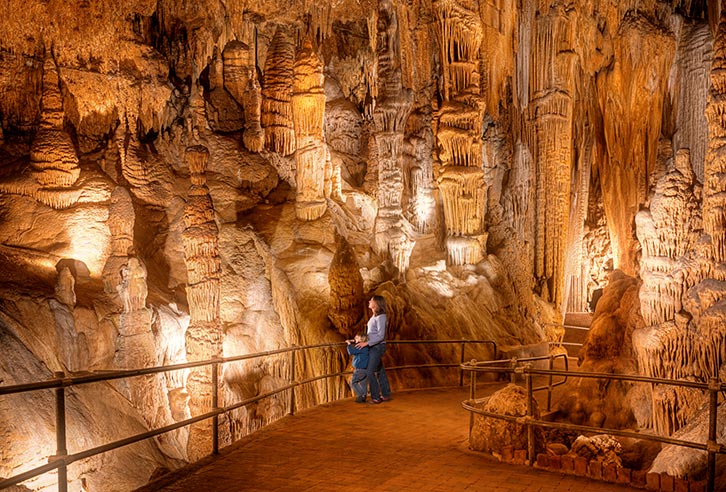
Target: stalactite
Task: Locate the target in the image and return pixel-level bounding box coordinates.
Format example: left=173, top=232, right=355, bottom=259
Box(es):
left=262, top=26, right=296, bottom=156
left=292, top=38, right=328, bottom=221
left=433, top=0, right=487, bottom=266
left=181, top=145, right=222, bottom=460
left=29, top=55, right=80, bottom=188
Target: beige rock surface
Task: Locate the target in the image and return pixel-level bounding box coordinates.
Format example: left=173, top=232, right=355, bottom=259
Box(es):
left=0, top=0, right=724, bottom=490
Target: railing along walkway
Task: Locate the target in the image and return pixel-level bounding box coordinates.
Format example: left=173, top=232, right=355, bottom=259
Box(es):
left=461, top=362, right=726, bottom=492
left=0, top=339, right=495, bottom=492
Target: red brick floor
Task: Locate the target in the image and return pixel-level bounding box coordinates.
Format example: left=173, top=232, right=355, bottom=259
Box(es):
left=139, top=385, right=640, bottom=492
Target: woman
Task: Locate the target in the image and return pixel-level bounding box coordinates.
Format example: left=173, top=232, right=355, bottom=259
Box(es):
left=357, top=295, right=391, bottom=404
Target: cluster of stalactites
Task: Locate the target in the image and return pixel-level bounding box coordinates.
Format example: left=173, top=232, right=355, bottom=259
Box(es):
left=292, top=38, right=328, bottom=221
left=433, top=0, right=487, bottom=266
left=262, top=27, right=296, bottom=156
left=636, top=150, right=703, bottom=327
left=222, top=40, right=264, bottom=153
left=29, top=55, right=81, bottom=190
left=704, top=12, right=726, bottom=264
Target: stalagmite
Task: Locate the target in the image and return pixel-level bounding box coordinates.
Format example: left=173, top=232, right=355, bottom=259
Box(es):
left=292, top=38, right=328, bottom=221
left=102, top=187, right=136, bottom=304
left=262, top=26, right=296, bottom=156
left=182, top=145, right=222, bottom=460
left=434, top=0, right=487, bottom=266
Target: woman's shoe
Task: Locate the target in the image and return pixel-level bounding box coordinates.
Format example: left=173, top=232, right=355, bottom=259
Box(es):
left=355, top=397, right=366, bottom=403
left=369, top=399, right=382, bottom=404
left=380, top=396, right=391, bottom=402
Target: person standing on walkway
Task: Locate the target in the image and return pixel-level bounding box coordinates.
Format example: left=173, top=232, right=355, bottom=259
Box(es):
left=346, top=333, right=369, bottom=403
left=357, top=295, right=391, bottom=404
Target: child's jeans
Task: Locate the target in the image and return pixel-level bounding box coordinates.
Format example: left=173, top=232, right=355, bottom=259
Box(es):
left=350, top=368, right=368, bottom=400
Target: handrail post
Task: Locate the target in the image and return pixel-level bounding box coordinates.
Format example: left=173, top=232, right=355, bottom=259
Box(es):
left=212, top=361, right=219, bottom=455
left=54, top=372, right=68, bottom=492
left=509, top=358, right=517, bottom=384
left=547, top=355, right=553, bottom=412
left=525, top=365, right=535, bottom=465
left=468, top=360, right=477, bottom=444
left=459, top=341, right=466, bottom=386
left=289, top=348, right=296, bottom=416
left=707, top=377, right=718, bottom=492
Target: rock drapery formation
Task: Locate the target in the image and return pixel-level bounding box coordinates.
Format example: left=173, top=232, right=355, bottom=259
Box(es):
left=1, top=0, right=726, bottom=490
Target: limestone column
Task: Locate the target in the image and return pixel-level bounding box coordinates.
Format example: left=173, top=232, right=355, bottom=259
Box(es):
left=182, top=145, right=222, bottom=460
left=292, top=38, right=327, bottom=221
left=373, top=0, right=415, bottom=274
left=433, top=0, right=487, bottom=266
left=527, top=7, right=577, bottom=308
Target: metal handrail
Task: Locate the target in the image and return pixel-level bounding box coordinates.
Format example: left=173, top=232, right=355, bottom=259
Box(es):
left=461, top=362, right=726, bottom=492
left=0, top=338, right=496, bottom=491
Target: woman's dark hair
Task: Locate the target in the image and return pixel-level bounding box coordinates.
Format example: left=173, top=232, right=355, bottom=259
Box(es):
left=371, top=295, right=387, bottom=315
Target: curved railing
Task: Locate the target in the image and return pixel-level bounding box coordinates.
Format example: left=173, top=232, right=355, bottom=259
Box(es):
left=460, top=361, right=726, bottom=492
left=0, top=338, right=496, bottom=492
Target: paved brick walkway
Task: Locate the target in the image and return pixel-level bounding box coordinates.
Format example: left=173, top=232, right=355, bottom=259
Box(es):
left=139, top=385, right=640, bottom=492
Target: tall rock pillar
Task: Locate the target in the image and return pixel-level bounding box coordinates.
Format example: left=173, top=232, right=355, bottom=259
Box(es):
left=434, top=0, right=487, bottom=265
left=182, top=145, right=222, bottom=460
left=292, top=38, right=328, bottom=221
left=373, top=0, right=415, bottom=274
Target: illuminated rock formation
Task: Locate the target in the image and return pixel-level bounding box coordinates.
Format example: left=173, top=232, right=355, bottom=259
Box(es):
left=102, top=187, right=136, bottom=304
left=372, top=0, right=414, bottom=274
left=528, top=4, right=577, bottom=308
left=636, top=150, right=702, bottom=328
left=433, top=0, right=487, bottom=266
left=262, top=26, right=296, bottom=156
left=597, top=13, right=675, bottom=276
left=30, top=54, right=80, bottom=189
left=705, top=9, right=726, bottom=265
left=222, top=40, right=264, bottom=153
left=182, top=145, right=222, bottom=460
left=292, top=38, right=328, bottom=221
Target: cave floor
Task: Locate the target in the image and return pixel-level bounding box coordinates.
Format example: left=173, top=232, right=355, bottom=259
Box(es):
left=137, top=382, right=639, bottom=492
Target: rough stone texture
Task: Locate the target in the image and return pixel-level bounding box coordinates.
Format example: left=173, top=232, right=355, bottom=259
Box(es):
left=469, top=383, right=544, bottom=455
left=0, top=0, right=723, bottom=490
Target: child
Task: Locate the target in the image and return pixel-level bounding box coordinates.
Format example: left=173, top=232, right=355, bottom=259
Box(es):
left=346, top=333, right=369, bottom=403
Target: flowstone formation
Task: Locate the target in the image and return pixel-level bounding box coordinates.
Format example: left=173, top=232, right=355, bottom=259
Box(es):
left=0, top=0, right=725, bottom=490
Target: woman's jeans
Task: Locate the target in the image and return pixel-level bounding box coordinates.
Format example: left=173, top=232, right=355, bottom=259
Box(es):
left=366, top=342, right=390, bottom=400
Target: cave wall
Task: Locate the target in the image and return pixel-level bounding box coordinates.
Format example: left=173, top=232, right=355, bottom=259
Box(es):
left=0, top=0, right=722, bottom=490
